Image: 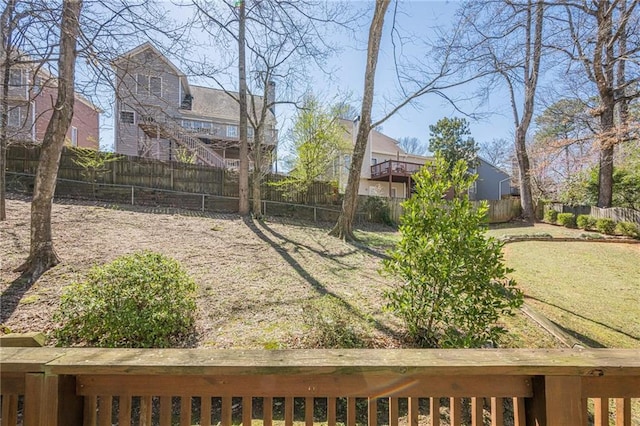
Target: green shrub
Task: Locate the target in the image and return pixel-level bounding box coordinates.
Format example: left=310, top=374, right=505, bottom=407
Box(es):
left=301, top=295, right=372, bottom=348
left=556, top=213, right=576, bottom=228
left=362, top=196, right=394, bottom=226
left=544, top=209, right=558, bottom=223
left=596, top=218, right=616, bottom=235
left=577, top=215, right=596, bottom=230
left=615, top=221, right=640, bottom=238
left=54, top=251, right=197, bottom=348
left=383, top=156, right=523, bottom=348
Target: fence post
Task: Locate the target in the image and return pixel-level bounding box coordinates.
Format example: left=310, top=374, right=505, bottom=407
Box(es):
left=314, top=207, right=317, bottom=222
left=202, top=194, right=205, bottom=212
left=263, top=200, right=266, bottom=216
left=131, top=186, right=134, bottom=205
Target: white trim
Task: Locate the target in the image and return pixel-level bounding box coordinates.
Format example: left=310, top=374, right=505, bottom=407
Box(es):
left=178, top=77, right=182, bottom=107
left=71, top=126, right=78, bottom=146
left=31, top=101, right=36, bottom=141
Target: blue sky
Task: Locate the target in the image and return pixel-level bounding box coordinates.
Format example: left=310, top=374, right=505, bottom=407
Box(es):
left=99, top=1, right=516, bottom=158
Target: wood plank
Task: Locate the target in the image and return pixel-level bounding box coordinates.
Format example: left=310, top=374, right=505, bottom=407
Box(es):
left=347, top=397, right=356, bottom=426
left=429, top=397, right=440, bottom=426
left=615, top=398, right=631, bottom=426
left=159, top=396, right=172, bottom=426
left=545, top=376, right=583, bottom=426
left=593, top=398, right=609, bottom=426
left=75, top=374, right=533, bottom=397
left=43, top=348, right=640, bottom=377
left=24, top=373, right=44, bottom=426
left=471, top=397, right=483, bottom=426
left=327, top=397, right=337, bottom=426
left=368, top=398, right=377, bottom=426
left=449, top=398, right=461, bottom=426
left=117, top=396, right=131, bottom=425
left=1, top=348, right=67, bottom=373
left=140, top=396, right=152, bottom=426
left=284, top=397, right=294, bottom=426
left=181, top=396, right=192, bottom=426
left=84, top=395, right=97, bottom=426
left=305, top=397, right=314, bottom=426
left=490, top=397, right=503, bottom=426
left=388, top=397, right=398, bottom=426
left=582, top=376, right=640, bottom=398
left=0, top=333, right=45, bottom=348
left=263, top=397, right=273, bottom=426
left=98, top=396, right=112, bottom=426
left=2, top=394, right=18, bottom=426
left=222, top=396, right=232, bottom=426
left=243, top=396, right=252, bottom=426
left=408, top=397, right=418, bottom=426
left=0, top=373, right=25, bottom=394
left=513, top=397, right=525, bottom=426
left=201, top=396, right=212, bottom=426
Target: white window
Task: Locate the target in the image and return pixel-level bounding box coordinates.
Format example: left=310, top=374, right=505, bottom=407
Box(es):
left=248, top=127, right=254, bottom=137
left=150, top=76, right=162, bottom=97
left=7, top=107, right=21, bottom=127
left=226, top=125, right=238, bottom=137
left=9, top=69, right=22, bottom=87
left=371, top=158, right=377, bottom=165
left=71, top=127, right=78, bottom=146
left=120, top=110, right=135, bottom=124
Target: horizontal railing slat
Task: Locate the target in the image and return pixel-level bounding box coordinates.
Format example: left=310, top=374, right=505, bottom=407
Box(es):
left=75, top=374, right=534, bottom=397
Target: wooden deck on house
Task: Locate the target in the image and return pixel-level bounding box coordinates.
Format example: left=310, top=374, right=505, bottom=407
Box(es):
left=370, top=160, right=424, bottom=183
left=1, top=334, right=639, bottom=426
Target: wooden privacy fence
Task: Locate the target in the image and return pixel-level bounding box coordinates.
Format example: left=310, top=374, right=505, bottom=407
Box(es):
left=590, top=206, right=640, bottom=225
left=1, top=345, right=639, bottom=426
left=6, top=144, right=339, bottom=206
left=386, top=198, right=522, bottom=224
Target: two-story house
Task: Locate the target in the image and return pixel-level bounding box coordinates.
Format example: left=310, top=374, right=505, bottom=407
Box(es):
left=335, top=118, right=431, bottom=199
left=2, top=63, right=100, bottom=148
left=112, top=43, right=277, bottom=170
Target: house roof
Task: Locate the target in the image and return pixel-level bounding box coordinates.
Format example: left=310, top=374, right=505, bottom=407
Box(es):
left=186, top=85, right=273, bottom=124
left=111, top=42, right=191, bottom=95
left=477, top=156, right=511, bottom=177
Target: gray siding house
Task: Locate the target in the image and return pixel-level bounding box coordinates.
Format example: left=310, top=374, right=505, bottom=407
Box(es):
left=469, top=157, right=512, bottom=201
left=112, top=43, right=276, bottom=169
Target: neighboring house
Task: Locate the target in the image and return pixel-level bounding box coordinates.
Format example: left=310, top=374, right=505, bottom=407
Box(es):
left=2, top=63, right=100, bottom=149
left=334, top=118, right=432, bottom=199
left=112, top=43, right=277, bottom=170
left=468, top=157, right=512, bottom=201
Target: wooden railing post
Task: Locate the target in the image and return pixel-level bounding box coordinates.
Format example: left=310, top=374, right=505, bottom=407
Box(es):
left=544, top=376, right=583, bottom=426
left=525, top=376, right=546, bottom=426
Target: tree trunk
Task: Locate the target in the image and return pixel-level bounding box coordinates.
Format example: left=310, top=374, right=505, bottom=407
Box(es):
left=515, top=127, right=535, bottom=221
left=14, top=0, right=82, bottom=283
left=597, top=104, right=615, bottom=207
left=0, top=0, right=16, bottom=222
left=237, top=0, right=249, bottom=216
left=329, top=0, right=390, bottom=240
left=251, top=130, right=263, bottom=219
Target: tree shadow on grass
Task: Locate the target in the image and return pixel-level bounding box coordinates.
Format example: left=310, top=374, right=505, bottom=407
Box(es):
left=527, top=295, right=640, bottom=343
left=244, top=216, right=398, bottom=340
left=1, top=274, right=35, bottom=324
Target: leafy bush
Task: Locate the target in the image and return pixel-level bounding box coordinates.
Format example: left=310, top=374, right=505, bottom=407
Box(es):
left=301, top=295, right=372, bottom=348
left=596, top=218, right=616, bottom=235
left=556, top=213, right=576, bottom=228
left=577, top=215, right=596, bottom=230
left=615, top=222, right=640, bottom=238
left=544, top=209, right=558, bottom=223
left=362, top=196, right=394, bottom=226
left=383, top=156, right=523, bottom=348
left=54, top=251, right=197, bottom=348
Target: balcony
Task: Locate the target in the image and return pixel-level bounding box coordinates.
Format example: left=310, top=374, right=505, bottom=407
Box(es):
left=371, top=160, right=424, bottom=182
left=1, top=337, right=639, bottom=426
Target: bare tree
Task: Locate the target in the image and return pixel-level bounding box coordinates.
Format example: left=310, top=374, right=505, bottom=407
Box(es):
left=15, top=0, right=83, bottom=282
left=329, top=0, right=390, bottom=240
left=479, top=138, right=513, bottom=171
left=455, top=0, right=546, bottom=222
left=397, top=136, right=428, bottom=156
left=190, top=0, right=350, bottom=218
left=555, top=0, right=640, bottom=207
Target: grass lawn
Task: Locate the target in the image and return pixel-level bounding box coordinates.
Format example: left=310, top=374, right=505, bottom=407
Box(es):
left=486, top=221, right=601, bottom=239
left=503, top=240, right=640, bottom=348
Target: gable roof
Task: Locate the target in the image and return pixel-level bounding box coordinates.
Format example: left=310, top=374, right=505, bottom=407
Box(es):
left=184, top=85, right=272, bottom=124
left=111, top=42, right=190, bottom=95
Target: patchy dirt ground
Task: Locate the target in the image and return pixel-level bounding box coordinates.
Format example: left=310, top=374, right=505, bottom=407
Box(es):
left=1, top=195, right=405, bottom=348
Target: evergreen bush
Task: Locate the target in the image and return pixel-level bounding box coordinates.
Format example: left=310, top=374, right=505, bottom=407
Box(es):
left=596, top=218, right=616, bottom=235
left=382, top=156, right=523, bottom=348
left=54, top=251, right=197, bottom=348
left=556, top=213, right=577, bottom=228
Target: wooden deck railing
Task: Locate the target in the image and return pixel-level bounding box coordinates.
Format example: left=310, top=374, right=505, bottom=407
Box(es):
left=1, top=347, right=639, bottom=426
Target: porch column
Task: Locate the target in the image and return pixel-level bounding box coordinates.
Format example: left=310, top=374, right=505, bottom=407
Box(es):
left=389, top=172, right=392, bottom=198
left=407, top=175, right=411, bottom=198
